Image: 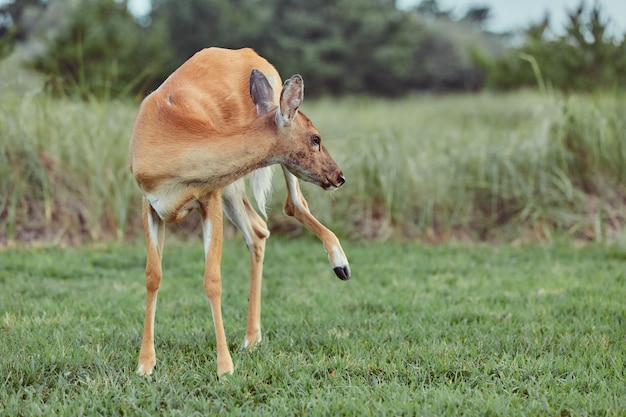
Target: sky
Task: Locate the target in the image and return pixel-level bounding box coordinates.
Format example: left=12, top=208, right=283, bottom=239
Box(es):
left=130, top=0, right=626, bottom=37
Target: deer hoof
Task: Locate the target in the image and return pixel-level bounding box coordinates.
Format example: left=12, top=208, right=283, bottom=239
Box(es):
left=137, top=362, right=156, bottom=376
left=333, top=265, right=351, bottom=281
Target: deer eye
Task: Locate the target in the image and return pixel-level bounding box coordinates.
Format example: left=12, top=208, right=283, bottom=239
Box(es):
left=311, top=135, right=321, bottom=149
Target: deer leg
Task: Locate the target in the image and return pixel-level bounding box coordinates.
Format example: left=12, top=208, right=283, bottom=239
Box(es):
left=223, top=182, right=270, bottom=350
left=200, top=190, right=234, bottom=376
left=281, top=166, right=351, bottom=280
left=137, top=198, right=165, bottom=375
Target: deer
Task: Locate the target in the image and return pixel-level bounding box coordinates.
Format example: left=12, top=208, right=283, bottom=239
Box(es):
left=129, top=47, right=351, bottom=377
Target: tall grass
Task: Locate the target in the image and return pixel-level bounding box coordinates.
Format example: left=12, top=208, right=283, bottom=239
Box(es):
left=299, top=92, right=626, bottom=242
left=0, top=91, right=140, bottom=243
left=1, top=66, right=625, bottom=244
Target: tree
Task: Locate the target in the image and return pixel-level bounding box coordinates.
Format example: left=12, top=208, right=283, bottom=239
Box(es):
left=24, top=0, right=500, bottom=97
left=477, top=2, right=626, bottom=91
left=29, top=0, right=174, bottom=98
left=462, top=6, right=491, bottom=28
left=152, top=0, right=272, bottom=65
left=153, top=0, right=487, bottom=96
left=415, top=0, right=451, bottom=19
left=0, top=0, right=47, bottom=59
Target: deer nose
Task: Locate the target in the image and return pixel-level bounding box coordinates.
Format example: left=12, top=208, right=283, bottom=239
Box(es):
left=337, top=173, right=346, bottom=186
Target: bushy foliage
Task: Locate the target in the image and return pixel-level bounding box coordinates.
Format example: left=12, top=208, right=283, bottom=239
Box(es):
left=477, top=3, right=626, bottom=91
left=0, top=0, right=37, bottom=59
left=152, top=0, right=488, bottom=96
left=8, top=0, right=626, bottom=98
left=29, top=0, right=173, bottom=99
left=17, top=0, right=492, bottom=98
left=0, top=26, right=13, bottom=60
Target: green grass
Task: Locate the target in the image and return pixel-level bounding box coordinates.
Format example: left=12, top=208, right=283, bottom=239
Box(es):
left=1, top=238, right=625, bottom=415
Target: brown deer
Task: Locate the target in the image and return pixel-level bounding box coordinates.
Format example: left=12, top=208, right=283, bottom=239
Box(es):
left=129, top=47, right=351, bottom=376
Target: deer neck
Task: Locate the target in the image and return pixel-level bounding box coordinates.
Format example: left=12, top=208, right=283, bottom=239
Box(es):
left=215, top=112, right=282, bottom=172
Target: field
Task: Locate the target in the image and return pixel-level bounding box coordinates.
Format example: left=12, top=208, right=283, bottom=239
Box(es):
left=2, top=59, right=626, bottom=415
left=1, top=239, right=625, bottom=415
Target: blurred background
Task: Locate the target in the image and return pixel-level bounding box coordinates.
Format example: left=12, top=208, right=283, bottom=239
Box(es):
left=1, top=0, right=625, bottom=245
left=2, top=0, right=626, bottom=96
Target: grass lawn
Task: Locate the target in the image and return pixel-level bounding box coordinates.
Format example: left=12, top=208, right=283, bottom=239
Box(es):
left=1, top=237, right=625, bottom=416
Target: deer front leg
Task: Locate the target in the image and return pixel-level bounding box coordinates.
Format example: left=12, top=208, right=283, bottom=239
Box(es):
left=281, top=166, right=351, bottom=280
left=137, top=198, right=165, bottom=375
left=200, top=191, right=234, bottom=377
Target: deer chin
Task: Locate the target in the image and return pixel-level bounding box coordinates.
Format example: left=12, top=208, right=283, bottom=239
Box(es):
left=285, top=165, right=331, bottom=190
left=323, top=174, right=346, bottom=191
left=322, top=179, right=341, bottom=191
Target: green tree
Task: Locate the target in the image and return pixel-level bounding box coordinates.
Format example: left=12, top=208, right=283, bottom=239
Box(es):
left=27, top=0, right=496, bottom=98
left=154, top=0, right=486, bottom=96
left=30, top=0, right=173, bottom=99
left=0, top=0, right=48, bottom=59
left=263, top=0, right=423, bottom=95
left=152, top=0, right=272, bottom=64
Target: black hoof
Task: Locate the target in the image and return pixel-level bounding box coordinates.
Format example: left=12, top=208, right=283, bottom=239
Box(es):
left=333, top=265, right=351, bottom=281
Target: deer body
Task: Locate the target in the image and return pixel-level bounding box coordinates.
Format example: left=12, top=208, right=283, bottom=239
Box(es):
left=129, top=47, right=350, bottom=376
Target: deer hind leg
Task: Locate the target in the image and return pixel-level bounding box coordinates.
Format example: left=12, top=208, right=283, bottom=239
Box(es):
left=223, top=181, right=270, bottom=350
left=137, top=197, right=165, bottom=375
left=281, top=166, right=351, bottom=280
left=200, top=190, right=234, bottom=376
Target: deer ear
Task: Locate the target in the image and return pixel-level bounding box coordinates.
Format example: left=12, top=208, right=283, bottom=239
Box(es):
left=277, top=74, right=303, bottom=127
left=250, top=69, right=275, bottom=116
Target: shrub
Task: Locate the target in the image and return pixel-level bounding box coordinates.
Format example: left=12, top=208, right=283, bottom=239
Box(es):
left=477, top=3, right=626, bottom=91
left=29, top=0, right=173, bottom=99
